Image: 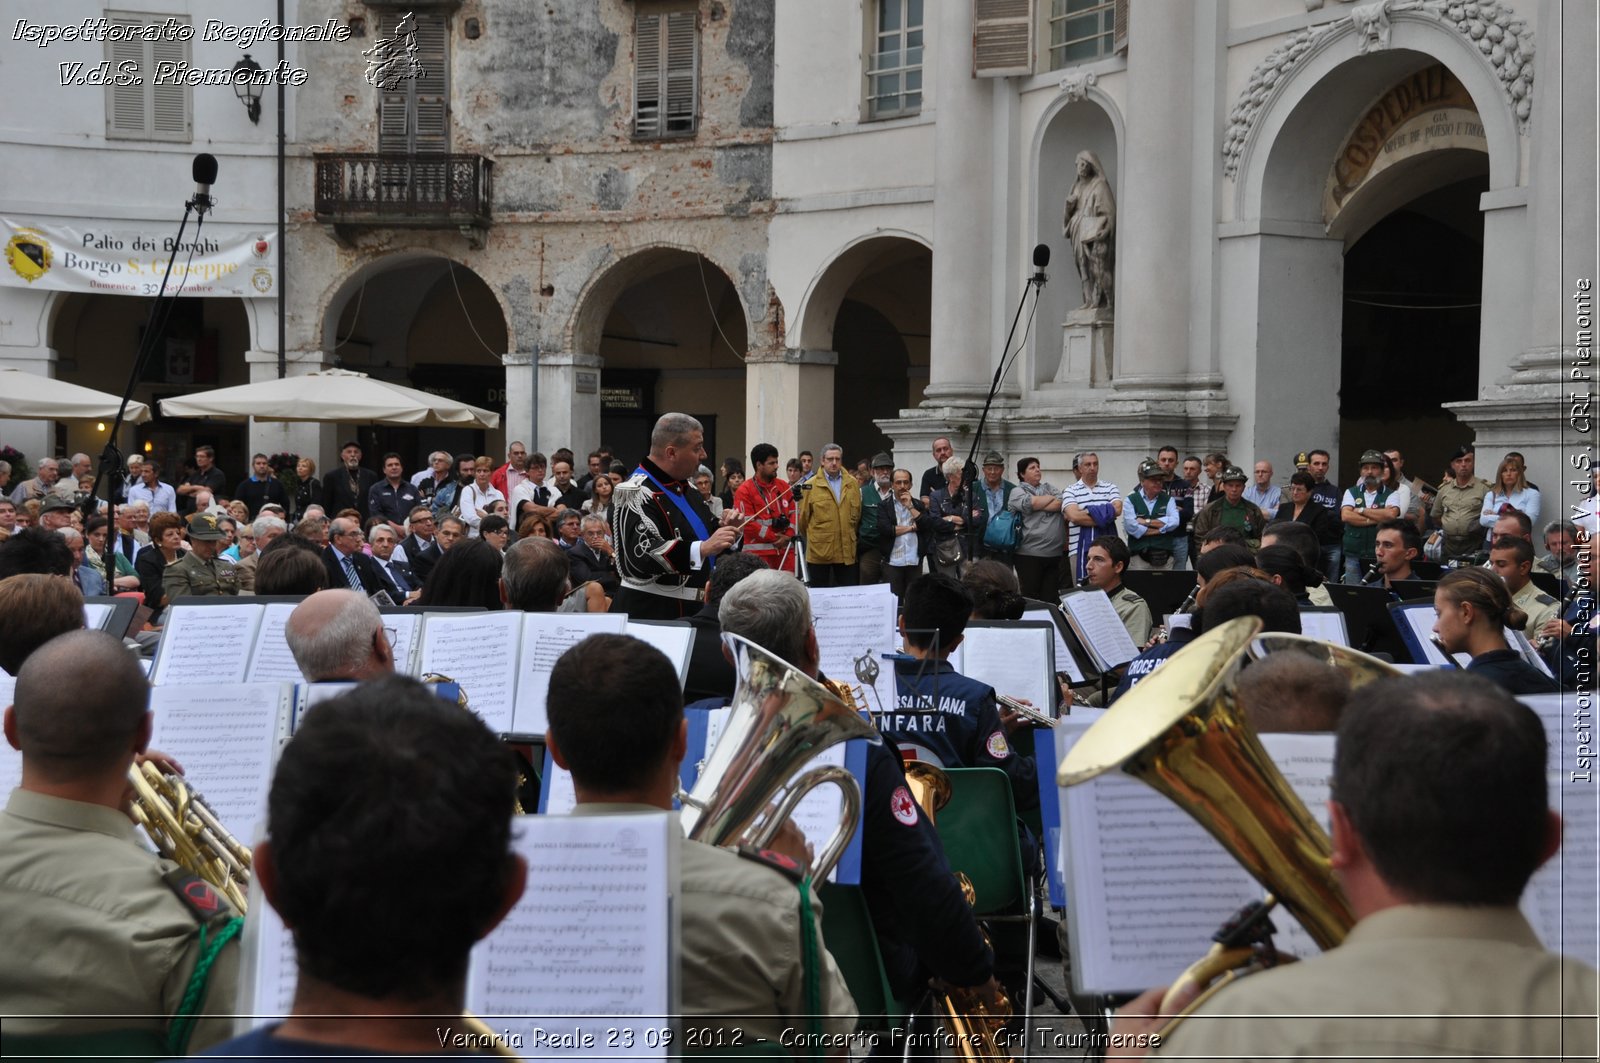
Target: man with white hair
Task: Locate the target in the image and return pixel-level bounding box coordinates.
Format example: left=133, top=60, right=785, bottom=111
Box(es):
left=283, top=589, right=394, bottom=682
left=56, top=526, right=106, bottom=596
left=9, top=457, right=59, bottom=505
left=51, top=454, right=92, bottom=501
left=610, top=412, right=741, bottom=620
left=236, top=515, right=286, bottom=594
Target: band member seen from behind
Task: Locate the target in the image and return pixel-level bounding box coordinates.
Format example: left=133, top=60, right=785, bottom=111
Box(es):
left=734, top=443, right=798, bottom=573
left=199, top=677, right=525, bottom=1057
left=1, top=630, right=241, bottom=1054
left=610, top=413, right=742, bottom=619
left=1433, top=568, right=1558, bottom=694
left=714, top=570, right=1004, bottom=1016
left=882, top=573, right=1038, bottom=810
left=1110, top=673, right=1596, bottom=1060
left=544, top=633, right=857, bottom=1047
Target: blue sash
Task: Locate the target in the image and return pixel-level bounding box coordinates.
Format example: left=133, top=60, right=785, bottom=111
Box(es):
left=636, top=466, right=714, bottom=566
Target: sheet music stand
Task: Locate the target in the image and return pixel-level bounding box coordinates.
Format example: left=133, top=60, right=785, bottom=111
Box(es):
left=1323, top=584, right=1410, bottom=662
left=1388, top=578, right=1439, bottom=603
left=1021, top=597, right=1105, bottom=701
left=1117, top=569, right=1198, bottom=624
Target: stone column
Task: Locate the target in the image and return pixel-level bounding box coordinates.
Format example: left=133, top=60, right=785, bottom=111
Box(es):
left=922, top=2, right=995, bottom=404
left=746, top=348, right=835, bottom=459
left=538, top=351, right=603, bottom=460
left=502, top=349, right=536, bottom=452
left=1112, top=0, right=1197, bottom=386
left=244, top=347, right=334, bottom=471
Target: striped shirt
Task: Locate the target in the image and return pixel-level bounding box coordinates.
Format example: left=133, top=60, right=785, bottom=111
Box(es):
left=1061, top=478, right=1121, bottom=562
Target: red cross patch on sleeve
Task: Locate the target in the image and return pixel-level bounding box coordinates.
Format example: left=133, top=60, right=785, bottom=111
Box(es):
left=890, top=784, right=919, bottom=826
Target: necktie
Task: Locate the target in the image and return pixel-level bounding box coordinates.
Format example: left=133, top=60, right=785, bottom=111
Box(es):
left=341, top=555, right=363, bottom=591
left=387, top=563, right=409, bottom=593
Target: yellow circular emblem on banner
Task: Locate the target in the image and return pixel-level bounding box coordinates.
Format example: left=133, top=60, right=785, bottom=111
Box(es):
left=5, top=229, right=52, bottom=283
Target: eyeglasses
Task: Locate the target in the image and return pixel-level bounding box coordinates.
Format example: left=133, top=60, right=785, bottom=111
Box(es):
left=382, top=627, right=398, bottom=647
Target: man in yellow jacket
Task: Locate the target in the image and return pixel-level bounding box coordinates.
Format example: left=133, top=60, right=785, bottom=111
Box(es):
left=797, top=443, right=863, bottom=587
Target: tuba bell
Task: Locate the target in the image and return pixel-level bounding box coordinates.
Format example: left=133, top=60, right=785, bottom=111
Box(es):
left=1057, top=617, right=1401, bottom=1024
left=679, top=634, right=880, bottom=881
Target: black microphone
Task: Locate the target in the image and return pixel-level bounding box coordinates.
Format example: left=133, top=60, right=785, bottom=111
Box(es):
left=1031, top=242, right=1049, bottom=285
left=190, top=153, right=218, bottom=216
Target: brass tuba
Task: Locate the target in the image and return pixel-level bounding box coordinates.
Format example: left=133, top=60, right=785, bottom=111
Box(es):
left=128, top=760, right=253, bottom=914
left=903, top=761, right=1015, bottom=1063
left=679, top=634, right=880, bottom=881
left=1056, top=617, right=1400, bottom=1024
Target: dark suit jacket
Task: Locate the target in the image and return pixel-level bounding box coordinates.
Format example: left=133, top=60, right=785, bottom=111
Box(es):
left=566, top=540, right=619, bottom=594
left=1273, top=499, right=1340, bottom=547
left=683, top=602, right=736, bottom=705
left=322, top=545, right=401, bottom=601
left=377, top=557, right=418, bottom=596
left=399, top=534, right=440, bottom=583
left=322, top=466, right=381, bottom=521
left=877, top=495, right=937, bottom=561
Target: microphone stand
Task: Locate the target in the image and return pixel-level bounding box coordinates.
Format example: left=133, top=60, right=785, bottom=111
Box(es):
left=86, top=196, right=205, bottom=581
left=960, top=261, right=1048, bottom=563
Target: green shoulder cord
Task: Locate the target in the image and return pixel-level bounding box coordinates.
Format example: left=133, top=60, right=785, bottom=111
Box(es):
left=167, top=915, right=245, bottom=1057
left=797, top=875, right=823, bottom=1060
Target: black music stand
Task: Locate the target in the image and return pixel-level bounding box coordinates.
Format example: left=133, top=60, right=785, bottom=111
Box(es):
left=1530, top=570, right=1562, bottom=597
left=1118, top=569, right=1198, bottom=624
left=1324, top=584, right=1411, bottom=662
left=1389, top=578, right=1439, bottom=603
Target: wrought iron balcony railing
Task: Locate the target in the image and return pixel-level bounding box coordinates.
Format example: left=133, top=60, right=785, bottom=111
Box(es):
left=313, top=153, right=492, bottom=233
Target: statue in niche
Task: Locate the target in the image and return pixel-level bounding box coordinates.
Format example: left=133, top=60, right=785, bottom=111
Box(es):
left=1062, top=150, right=1116, bottom=311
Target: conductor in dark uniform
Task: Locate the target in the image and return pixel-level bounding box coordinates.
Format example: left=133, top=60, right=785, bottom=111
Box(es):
left=610, top=412, right=741, bottom=620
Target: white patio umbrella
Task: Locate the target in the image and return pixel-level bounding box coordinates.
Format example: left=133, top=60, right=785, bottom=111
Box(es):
left=0, top=368, right=152, bottom=424
left=157, top=367, right=501, bottom=429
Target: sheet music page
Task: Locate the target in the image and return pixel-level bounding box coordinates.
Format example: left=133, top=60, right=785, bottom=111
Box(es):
left=1524, top=782, right=1599, bottom=968
left=1022, top=608, right=1085, bottom=683
left=626, top=622, right=695, bottom=688
left=245, top=603, right=303, bottom=683
left=1395, top=606, right=1472, bottom=667
left=419, top=612, right=525, bottom=733
left=1297, top=610, right=1349, bottom=646
left=809, top=585, right=898, bottom=716
left=956, top=625, right=1054, bottom=719
left=468, top=812, right=674, bottom=1059
left=1059, top=591, right=1139, bottom=671
left=775, top=744, right=849, bottom=884
left=146, top=683, right=285, bottom=845
left=82, top=602, right=113, bottom=632
left=511, top=613, right=628, bottom=735
left=152, top=603, right=264, bottom=685
left=1259, top=733, right=1338, bottom=958
left=243, top=901, right=299, bottom=1029
left=383, top=612, right=424, bottom=674
left=0, top=672, right=18, bottom=798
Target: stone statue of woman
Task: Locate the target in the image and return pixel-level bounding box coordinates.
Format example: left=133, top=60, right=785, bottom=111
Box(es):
left=1063, top=150, right=1116, bottom=310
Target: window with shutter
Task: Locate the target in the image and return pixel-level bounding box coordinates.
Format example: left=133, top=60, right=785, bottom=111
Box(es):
left=972, top=0, right=1033, bottom=78
left=1046, top=0, right=1119, bottom=71
left=634, top=8, right=698, bottom=138
left=104, top=13, right=191, bottom=141
left=866, top=0, right=923, bottom=120
left=376, top=11, right=449, bottom=155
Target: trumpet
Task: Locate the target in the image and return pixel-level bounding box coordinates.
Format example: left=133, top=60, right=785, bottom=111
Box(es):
left=128, top=760, right=252, bottom=913
left=996, top=693, right=1055, bottom=728
left=679, top=634, right=880, bottom=881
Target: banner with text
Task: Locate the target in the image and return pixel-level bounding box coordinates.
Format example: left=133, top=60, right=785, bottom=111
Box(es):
left=1, top=217, right=276, bottom=299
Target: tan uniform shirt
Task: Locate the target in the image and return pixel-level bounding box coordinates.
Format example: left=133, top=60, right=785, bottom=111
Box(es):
left=1159, top=905, right=1597, bottom=1061
left=0, top=789, right=240, bottom=1050
left=1430, top=477, right=1491, bottom=559
left=572, top=803, right=856, bottom=1046
left=1513, top=579, right=1561, bottom=640
left=1306, top=583, right=1333, bottom=608
left=1110, top=585, right=1153, bottom=647
left=160, top=551, right=240, bottom=599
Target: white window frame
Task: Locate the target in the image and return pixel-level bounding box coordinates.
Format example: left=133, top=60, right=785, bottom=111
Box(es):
left=634, top=7, right=699, bottom=139
left=104, top=11, right=191, bottom=142
left=865, top=0, right=924, bottom=121
left=1045, top=0, right=1116, bottom=71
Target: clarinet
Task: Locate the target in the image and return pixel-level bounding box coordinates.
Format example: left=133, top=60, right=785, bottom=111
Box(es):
left=1360, top=560, right=1384, bottom=586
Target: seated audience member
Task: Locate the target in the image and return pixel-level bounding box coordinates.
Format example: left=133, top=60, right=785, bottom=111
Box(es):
left=199, top=677, right=526, bottom=1057
left=253, top=536, right=331, bottom=597
left=714, top=570, right=1004, bottom=1013
left=566, top=514, right=620, bottom=595
left=0, top=630, right=240, bottom=1053
left=283, top=589, right=394, bottom=683
left=0, top=525, right=74, bottom=581
left=414, top=538, right=504, bottom=610
left=1112, top=673, right=1596, bottom=1060
left=883, top=573, right=1037, bottom=809
left=544, top=633, right=856, bottom=1048
left=477, top=514, right=511, bottom=555
left=55, top=527, right=105, bottom=596
left=1433, top=568, right=1559, bottom=694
